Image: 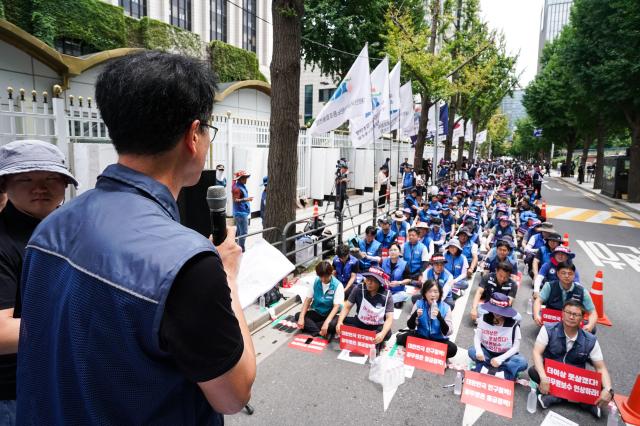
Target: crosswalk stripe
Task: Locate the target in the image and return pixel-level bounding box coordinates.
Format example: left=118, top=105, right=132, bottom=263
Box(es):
left=554, top=208, right=589, bottom=220
left=547, top=206, right=574, bottom=217
left=585, top=211, right=614, bottom=223
left=572, top=210, right=605, bottom=222
left=546, top=205, right=640, bottom=228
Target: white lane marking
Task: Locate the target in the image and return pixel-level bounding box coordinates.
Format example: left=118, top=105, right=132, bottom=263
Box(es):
left=554, top=208, right=589, bottom=220
left=545, top=205, right=560, bottom=213
left=585, top=211, right=613, bottom=223
left=576, top=240, right=605, bottom=267
left=544, top=184, right=561, bottom=192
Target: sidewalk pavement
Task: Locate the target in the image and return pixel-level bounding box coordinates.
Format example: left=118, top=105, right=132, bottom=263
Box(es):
left=551, top=171, right=640, bottom=218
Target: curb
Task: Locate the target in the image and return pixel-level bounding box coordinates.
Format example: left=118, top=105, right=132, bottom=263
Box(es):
left=248, top=295, right=301, bottom=334
left=559, top=177, right=640, bottom=217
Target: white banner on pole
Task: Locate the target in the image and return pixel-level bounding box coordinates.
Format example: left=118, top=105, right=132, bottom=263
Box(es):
left=465, top=120, right=474, bottom=141
left=350, top=57, right=389, bottom=147
left=309, top=45, right=372, bottom=136
left=452, top=120, right=464, bottom=140
left=389, top=61, right=401, bottom=132
left=476, top=130, right=487, bottom=144
left=399, top=81, right=416, bottom=137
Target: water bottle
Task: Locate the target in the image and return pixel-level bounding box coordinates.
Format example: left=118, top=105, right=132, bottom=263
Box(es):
left=527, top=297, right=533, bottom=315
left=259, top=295, right=265, bottom=310
left=527, top=384, right=538, bottom=414
left=454, top=371, right=463, bottom=395
left=607, top=403, right=620, bottom=426
left=369, top=345, right=377, bottom=362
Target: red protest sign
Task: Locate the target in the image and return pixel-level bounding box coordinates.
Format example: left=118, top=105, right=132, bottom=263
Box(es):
left=397, top=236, right=406, bottom=246
left=461, top=371, right=515, bottom=419
left=544, top=359, right=602, bottom=405
left=541, top=308, right=587, bottom=328
left=381, top=248, right=389, bottom=259
left=288, top=335, right=328, bottom=354
left=339, top=325, right=376, bottom=356
left=403, top=336, right=447, bottom=375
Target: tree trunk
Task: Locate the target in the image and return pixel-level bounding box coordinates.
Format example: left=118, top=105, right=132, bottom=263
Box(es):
left=413, top=93, right=432, bottom=173
left=456, top=133, right=465, bottom=168
left=564, top=136, right=576, bottom=177
left=444, top=99, right=457, bottom=161
left=593, top=123, right=607, bottom=190
left=469, top=127, right=477, bottom=162
left=264, top=0, right=304, bottom=245
left=626, top=115, right=640, bottom=202
left=580, top=133, right=592, bottom=168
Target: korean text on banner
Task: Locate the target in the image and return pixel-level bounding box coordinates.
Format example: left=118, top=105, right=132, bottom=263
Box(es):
left=310, top=45, right=371, bottom=136
left=541, top=308, right=587, bottom=328
left=403, top=336, right=447, bottom=375
left=461, top=370, right=515, bottom=419
left=544, top=359, right=602, bottom=405
left=389, top=61, right=401, bottom=131
left=350, top=56, right=389, bottom=147
left=339, top=325, right=376, bottom=356
left=399, top=81, right=417, bottom=137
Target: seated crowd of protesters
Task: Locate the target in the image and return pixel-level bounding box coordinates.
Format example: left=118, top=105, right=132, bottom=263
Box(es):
left=294, top=159, right=613, bottom=419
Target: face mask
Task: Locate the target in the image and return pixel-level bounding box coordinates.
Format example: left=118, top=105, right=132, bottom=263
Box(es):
left=216, top=170, right=225, bottom=180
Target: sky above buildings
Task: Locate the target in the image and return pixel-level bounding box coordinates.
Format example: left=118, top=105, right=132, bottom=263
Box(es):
left=480, top=0, right=545, bottom=89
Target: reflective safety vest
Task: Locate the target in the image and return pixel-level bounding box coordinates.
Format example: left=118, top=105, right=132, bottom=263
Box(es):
left=311, top=276, right=340, bottom=316
left=332, top=255, right=358, bottom=286
left=415, top=299, right=449, bottom=340
left=403, top=242, right=426, bottom=275
left=543, top=322, right=596, bottom=369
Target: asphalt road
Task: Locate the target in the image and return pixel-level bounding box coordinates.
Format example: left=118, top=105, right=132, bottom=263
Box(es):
left=227, top=177, right=640, bottom=426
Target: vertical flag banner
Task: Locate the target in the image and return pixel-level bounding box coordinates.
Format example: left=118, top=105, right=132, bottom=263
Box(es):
left=350, top=57, right=389, bottom=147
left=465, top=120, right=474, bottom=141
left=309, top=45, right=372, bottom=136
left=476, top=130, right=488, bottom=144
left=389, top=61, right=401, bottom=132
left=400, top=81, right=417, bottom=137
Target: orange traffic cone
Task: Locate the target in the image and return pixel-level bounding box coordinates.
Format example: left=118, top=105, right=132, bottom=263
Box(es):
left=562, top=233, right=569, bottom=247
left=313, top=201, right=319, bottom=218
left=614, top=374, right=640, bottom=426
left=589, top=270, right=612, bottom=326
left=541, top=201, right=547, bottom=221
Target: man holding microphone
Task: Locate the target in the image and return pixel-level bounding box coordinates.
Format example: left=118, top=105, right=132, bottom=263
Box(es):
left=16, top=51, right=255, bottom=424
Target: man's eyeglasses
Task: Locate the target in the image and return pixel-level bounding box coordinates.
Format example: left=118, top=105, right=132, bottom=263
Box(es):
left=562, top=310, right=582, bottom=318
left=200, top=123, right=218, bottom=143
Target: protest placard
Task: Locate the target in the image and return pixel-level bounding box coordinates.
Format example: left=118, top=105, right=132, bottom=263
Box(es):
left=403, top=336, right=447, bottom=375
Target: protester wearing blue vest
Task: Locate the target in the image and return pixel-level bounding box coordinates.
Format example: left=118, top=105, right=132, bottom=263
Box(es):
left=441, top=206, right=456, bottom=236
left=332, top=244, right=360, bottom=297
left=381, top=243, right=410, bottom=307
left=532, top=232, right=562, bottom=277
left=357, top=226, right=382, bottom=272
left=260, top=176, right=267, bottom=218
left=404, top=188, right=420, bottom=219
left=16, top=52, right=255, bottom=424
left=403, top=228, right=429, bottom=280
left=391, top=210, right=410, bottom=239
left=484, top=216, right=516, bottom=251
left=417, top=203, right=431, bottom=223
left=530, top=300, right=613, bottom=417
left=401, top=165, right=416, bottom=195
left=533, top=262, right=597, bottom=332
left=428, top=218, right=447, bottom=252
left=396, top=280, right=457, bottom=359
left=533, top=246, right=580, bottom=294
left=419, top=255, right=455, bottom=309
left=416, top=222, right=435, bottom=256
left=295, top=261, right=343, bottom=340
left=469, top=293, right=527, bottom=380
left=456, top=227, right=479, bottom=279
left=443, top=238, right=469, bottom=292
left=483, top=238, right=518, bottom=278
left=375, top=217, right=396, bottom=249
left=232, top=170, right=253, bottom=252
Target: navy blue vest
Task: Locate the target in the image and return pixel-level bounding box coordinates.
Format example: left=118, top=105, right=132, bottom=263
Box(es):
left=546, top=281, right=585, bottom=311
left=233, top=182, right=250, bottom=216
left=17, top=164, right=220, bottom=424
left=415, top=299, right=449, bottom=340
left=381, top=258, right=407, bottom=293
left=375, top=229, right=396, bottom=249
left=543, top=322, right=596, bottom=368
left=404, top=242, right=426, bottom=275
left=333, top=255, right=358, bottom=286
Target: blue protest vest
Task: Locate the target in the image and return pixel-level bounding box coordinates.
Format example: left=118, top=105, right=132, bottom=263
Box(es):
left=495, top=224, right=514, bottom=239
left=311, top=276, right=340, bottom=316
left=441, top=214, right=455, bottom=233
left=428, top=201, right=442, bottom=211
left=538, top=245, right=554, bottom=265
left=461, top=241, right=474, bottom=265
left=546, top=281, right=585, bottom=311
left=17, top=164, right=221, bottom=425
left=444, top=252, right=465, bottom=280
left=333, top=255, right=359, bottom=286
left=391, top=221, right=409, bottom=238
left=418, top=209, right=430, bottom=223
left=425, top=268, right=453, bottom=298
left=233, top=182, right=250, bottom=216
left=404, top=195, right=419, bottom=216
left=375, top=229, right=396, bottom=249
left=359, top=238, right=381, bottom=270
left=381, top=258, right=407, bottom=293
left=540, top=260, right=581, bottom=284
left=403, top=242, right=426, bottom=275
left=429, top=228, right=446, bottom=250
left=543, top=322, right=596, bottom=368
left=403, top=172, right=415, bottom=189
left=415, top=299, right=449, bottom=340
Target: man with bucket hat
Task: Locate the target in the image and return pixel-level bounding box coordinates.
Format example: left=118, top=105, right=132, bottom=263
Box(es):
left=468, top=293, right=527, bottom=380
left=232, top=170, right=253, bottom=251
left=0, top=139, right=77, bottom=419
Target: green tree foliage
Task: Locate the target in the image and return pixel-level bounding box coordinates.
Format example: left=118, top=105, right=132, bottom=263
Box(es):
left=511, top=116, right=550, bottom=160
left=483, top=112, right=509, bottom=157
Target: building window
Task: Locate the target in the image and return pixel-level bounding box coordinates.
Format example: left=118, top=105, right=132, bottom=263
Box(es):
left=242, top=0, right=257, bottom=52
left=318, top=88, right=335, bottom=103
left=54, top=38, right=98, bottom=57
left=120, top=0, right=146, bottom=19
left=304, top=85, right=313, bottom=123
left=210, top=0, right=227, bottom=42
left=170, top=0, right=191, bottom=30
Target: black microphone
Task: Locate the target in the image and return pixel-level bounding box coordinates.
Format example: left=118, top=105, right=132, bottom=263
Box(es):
left=206, top=185, right=227, bottom=246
